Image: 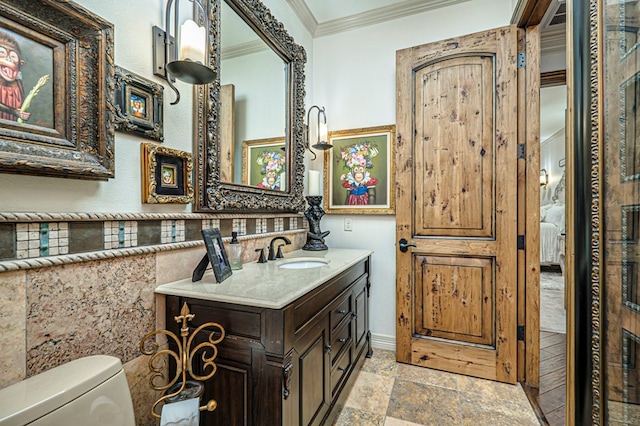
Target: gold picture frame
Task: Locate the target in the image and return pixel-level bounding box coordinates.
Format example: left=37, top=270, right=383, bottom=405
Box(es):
left=141, top=142, right=194, bottom=204
left=324, top=125, right=395, bottom=214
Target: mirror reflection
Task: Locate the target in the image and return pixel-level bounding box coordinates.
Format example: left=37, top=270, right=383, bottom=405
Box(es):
left=220, top=0, right=287, bottom=191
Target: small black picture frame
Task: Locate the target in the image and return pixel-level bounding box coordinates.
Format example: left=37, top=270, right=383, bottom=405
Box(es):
left=201, top=228, right=232, bottom=283
left=114, top=65, right=163, bottom=142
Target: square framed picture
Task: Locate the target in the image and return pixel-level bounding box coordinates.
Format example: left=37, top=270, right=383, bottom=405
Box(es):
left=324, top=125, right=395, bottom=214
left=141, top=142, right=193, bottom=203
left=242, top=137, right=287, bottom=191
left=114, top=66, right=164, bottom=142
left=201, top=228, right=232, bottom=283
left=0, top=1, right=114, bottom=179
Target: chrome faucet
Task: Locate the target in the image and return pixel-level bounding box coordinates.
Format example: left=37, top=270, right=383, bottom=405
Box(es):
left=268, top=236, right=291, bottom=261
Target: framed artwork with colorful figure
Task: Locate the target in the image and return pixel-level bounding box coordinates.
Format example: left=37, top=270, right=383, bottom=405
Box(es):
left=242, top=137, right=287, bottom=191
left=324, top=125, right=395, bottom=214
left=114, top=66, right=164, bottom=142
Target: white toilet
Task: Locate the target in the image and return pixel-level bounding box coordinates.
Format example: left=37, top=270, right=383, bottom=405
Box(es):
left=0, top=355, right=136, bottom=426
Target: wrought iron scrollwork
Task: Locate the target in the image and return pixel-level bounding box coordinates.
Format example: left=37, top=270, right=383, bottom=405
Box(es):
left=139, top=302, right=225, bottom=418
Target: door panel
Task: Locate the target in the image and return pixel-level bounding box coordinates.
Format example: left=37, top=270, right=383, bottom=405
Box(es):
left=414, top=256, right=493, bottom=345
left=415, top=56, right=494, bottom=238
left=396, top=25, right=518, bottom=384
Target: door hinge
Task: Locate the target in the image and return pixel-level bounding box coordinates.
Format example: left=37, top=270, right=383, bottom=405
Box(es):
left=518, top=144, right=525, bottom=159
left=518, top=52, right=526, bottom=68
left=517, top=325, right=525, bottom=341
left=517, top=235, right=525, bottom=250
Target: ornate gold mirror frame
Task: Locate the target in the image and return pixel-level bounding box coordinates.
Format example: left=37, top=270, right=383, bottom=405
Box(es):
left=193, top=0, right=307, bottom=212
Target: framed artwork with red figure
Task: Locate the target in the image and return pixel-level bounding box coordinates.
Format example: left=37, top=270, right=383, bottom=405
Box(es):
left=0, top=0, right=114, bottom=180
left=324, top=125, right=395, bottom=214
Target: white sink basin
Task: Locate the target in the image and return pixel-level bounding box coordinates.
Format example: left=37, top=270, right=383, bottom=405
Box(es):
left=278, top=258, right=329, bottom=269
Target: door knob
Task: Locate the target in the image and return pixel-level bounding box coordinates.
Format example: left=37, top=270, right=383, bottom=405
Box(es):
left=399, top=238, right=417, bottom=253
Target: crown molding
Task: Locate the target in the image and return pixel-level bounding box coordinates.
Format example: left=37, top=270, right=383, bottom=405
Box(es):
left=221, top=40, right=269, bottom=60
left=285, top=0, right=318, bottom=35
left=288, top=0, right=470, bottom=38
left=541, top=26, right=566, bottom=55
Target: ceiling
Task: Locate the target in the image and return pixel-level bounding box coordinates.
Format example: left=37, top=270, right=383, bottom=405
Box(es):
left=284, top=0, right=565, bottom=55
left=285, top=0, right=470, bottom=37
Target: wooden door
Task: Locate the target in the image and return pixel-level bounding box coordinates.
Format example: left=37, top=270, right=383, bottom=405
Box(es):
left=396, top=25, right=519, bottom=383
left=601, top=3, right=640, bottom=421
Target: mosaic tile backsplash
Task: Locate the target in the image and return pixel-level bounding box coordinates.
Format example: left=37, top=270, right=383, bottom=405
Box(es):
left=0, top=213, right=307, bottom=265
left=0, top=211, right=308, bottom=425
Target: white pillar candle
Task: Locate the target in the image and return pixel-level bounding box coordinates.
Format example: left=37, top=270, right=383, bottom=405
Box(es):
left=318, top=121, right=328, bottom=144
left=179, top=19, right=206, bottom=64
left=308, top=170, right=321, bottom=196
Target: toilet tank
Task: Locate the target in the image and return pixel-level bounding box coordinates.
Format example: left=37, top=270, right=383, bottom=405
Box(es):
left=0, top=355, right=136, bottom=426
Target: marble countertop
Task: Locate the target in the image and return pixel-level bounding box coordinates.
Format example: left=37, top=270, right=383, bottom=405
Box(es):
left=155, top=248, right=373, bottom=309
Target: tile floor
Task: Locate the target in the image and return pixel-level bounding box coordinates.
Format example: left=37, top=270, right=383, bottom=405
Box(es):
left=335, top=349, right=540, bottom=426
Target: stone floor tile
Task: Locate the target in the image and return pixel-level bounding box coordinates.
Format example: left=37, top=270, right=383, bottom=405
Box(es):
left=457, top=374, right=526, bottom=402
left=459, top=390, right=539, bottom=426
left=384, top=416, right=425, bottom=425
left=396, top=363, right=458, bottom=391
left=361, top=349, right=399, bottom=377
left=345, top=371, right=395, bottom=415
left=333, top=406, right=386, bottom=425
left=386, top=379, right=461, bottom=425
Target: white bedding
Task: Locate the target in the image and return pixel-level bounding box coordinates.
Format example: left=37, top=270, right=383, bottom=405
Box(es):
left=540, top=221, right=561, bottom=264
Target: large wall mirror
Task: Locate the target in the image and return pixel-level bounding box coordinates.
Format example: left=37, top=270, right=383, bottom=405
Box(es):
left=194, top=0, right=307, bottom=212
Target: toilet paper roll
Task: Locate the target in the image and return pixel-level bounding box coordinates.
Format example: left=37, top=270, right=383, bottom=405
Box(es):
left=160, top=397, right=200, bottom=426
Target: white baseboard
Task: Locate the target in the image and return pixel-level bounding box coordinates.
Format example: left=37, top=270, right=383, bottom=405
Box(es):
left=370, top=333, right=396, bottom=352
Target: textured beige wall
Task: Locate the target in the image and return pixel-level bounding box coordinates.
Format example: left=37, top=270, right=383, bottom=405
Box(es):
left=0, top=231, right=306, bottom=425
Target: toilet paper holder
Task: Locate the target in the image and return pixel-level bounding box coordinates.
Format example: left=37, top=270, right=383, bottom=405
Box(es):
left=139, top=302, right=226, bottom=419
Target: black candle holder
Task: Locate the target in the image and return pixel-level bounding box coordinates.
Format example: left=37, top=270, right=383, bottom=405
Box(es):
left=303, top=195, right=330, bottom=251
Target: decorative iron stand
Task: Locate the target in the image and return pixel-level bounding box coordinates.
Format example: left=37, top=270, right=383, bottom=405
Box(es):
left=303, top=195, right=330, bottom=251
left=139, top=302, right=225, bottom=419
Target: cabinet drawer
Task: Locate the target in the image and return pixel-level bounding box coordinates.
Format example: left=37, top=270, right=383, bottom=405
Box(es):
left=331, top=346, right=352, bottom=398
left=187, top=301, right=262, bottom=340
left=330, top=293, right=352, bottom=331
left=331, top=320, right=352, bottom=366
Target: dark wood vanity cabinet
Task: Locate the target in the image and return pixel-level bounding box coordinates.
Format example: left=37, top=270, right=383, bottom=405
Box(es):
left=164, top=256, right=372, bottom=426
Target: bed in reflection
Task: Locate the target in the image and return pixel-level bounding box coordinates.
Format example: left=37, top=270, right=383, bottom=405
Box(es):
left=540, top=171, right=565, bottom=271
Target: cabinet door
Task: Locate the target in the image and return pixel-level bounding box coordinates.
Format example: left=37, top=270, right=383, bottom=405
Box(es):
left=193, top=332, right=254, bottom=425
left=295, top=316, right=330, bottom=426
left=353, top=275, right=369, bottom=355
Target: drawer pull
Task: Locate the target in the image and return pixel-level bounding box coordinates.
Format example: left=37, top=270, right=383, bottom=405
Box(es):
left=325, top=343, right=332, bottom=354
left=338, top=366, right=347, bottom=372
left=351, top=313, right=358, bottom=320
left=337, top=309, right=348, bottom=314
left=338, top=338, right=347, bottom=343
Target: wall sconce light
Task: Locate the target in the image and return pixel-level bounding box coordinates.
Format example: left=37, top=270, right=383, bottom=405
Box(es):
left=153, top=0, right=216, bottom=105
left=540, top=168, right=549, bottom=188
left=305, top=105, right=331, bottom=160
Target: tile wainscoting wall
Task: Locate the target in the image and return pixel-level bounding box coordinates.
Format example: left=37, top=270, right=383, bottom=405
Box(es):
left=0, top=212, right=307, bottom=426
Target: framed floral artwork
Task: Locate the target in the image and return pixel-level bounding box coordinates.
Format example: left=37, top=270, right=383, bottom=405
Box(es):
left=324, top=125, right=395, bottom=214
left=141, top=142, right=193, bottom=204
left=242, top=137, right=287, bottom=191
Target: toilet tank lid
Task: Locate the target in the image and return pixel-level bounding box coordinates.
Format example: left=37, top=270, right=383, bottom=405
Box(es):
left=0, top=355, right=124, bottom=425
